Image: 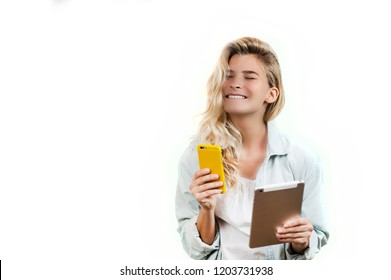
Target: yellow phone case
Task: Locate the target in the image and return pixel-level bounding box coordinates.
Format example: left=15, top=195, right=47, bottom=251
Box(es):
left=197, top=144, right=227, bottom=193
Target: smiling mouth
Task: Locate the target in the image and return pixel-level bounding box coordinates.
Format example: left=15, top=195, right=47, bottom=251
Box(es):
left=225, top=94, right=247, bottom=99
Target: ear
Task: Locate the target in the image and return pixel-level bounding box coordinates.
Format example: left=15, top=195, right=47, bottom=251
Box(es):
left=265, top=87, right=279, bottom=104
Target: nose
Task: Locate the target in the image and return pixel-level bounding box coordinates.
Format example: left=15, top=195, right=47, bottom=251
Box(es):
left=229, top=81, right=242, bottom=89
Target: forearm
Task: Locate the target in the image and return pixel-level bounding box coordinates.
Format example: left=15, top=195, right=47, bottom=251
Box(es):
left=196, top=207, right=216, bottom=245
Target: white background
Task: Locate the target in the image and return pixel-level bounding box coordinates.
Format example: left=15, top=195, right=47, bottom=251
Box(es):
left=1, top=0, right=390, bottom=279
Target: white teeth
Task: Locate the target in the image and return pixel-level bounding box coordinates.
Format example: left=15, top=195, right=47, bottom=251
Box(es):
left=227, top=95, right=246, bottom=99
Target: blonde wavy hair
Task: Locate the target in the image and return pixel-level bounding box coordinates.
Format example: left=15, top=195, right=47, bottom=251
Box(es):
left=198, top=37, right=285, bottom=187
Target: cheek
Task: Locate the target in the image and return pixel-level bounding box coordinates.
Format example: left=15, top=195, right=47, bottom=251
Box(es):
left=251, top=84, right=269, bottom=97
left=221, top=81, right=229, bottom=93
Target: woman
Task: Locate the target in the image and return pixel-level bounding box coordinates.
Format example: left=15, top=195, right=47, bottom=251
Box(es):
left=175, top=37, right=329, bottom=260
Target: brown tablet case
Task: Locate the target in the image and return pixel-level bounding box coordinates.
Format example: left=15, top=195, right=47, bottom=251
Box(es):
left=249, top=181, right=305, bottom=248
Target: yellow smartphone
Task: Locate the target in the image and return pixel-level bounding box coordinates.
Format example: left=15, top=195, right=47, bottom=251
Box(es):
left=197, top=144, right=227, bottom=194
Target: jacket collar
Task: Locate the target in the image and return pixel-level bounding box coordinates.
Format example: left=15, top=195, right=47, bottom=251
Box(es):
left=266, top=122, right=288, bottom=156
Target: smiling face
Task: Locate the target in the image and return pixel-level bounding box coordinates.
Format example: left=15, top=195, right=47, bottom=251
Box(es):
left=222, top=54, right=278, bottom=118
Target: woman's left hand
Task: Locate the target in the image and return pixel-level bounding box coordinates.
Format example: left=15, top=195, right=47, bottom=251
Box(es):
left=276, top=216, right=314, bottom=254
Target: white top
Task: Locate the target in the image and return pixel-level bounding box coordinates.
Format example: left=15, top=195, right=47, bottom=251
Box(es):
left=215, top=177, right=267, bottom=259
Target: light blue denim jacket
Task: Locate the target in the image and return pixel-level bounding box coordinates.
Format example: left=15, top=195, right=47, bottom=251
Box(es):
left=175, top=123, right=329, bottom=260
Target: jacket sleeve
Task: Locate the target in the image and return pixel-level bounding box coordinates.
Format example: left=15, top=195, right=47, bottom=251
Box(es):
left=286, top=146, right=330, bottom=260
left=175, top=144, right=221, bottom=260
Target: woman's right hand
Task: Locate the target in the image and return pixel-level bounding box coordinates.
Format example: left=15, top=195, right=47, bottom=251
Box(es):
left=189, top=168, right=223, bottom=210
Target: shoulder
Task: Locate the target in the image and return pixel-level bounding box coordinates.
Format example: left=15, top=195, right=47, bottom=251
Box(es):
left=180, top=136, right=201, bottom=160
left=272, top=124, right=322, bottom=177
left=286, top=135, right=320, bottom=165
left=178, top=136, right=202, bottom=174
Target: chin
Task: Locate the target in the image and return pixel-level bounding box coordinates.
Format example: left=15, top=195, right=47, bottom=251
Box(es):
left=223, top=104, right=249, bottom=114
left=224, top=109, right=253, bottom=116
left=224, top=106, right=264, bottom=118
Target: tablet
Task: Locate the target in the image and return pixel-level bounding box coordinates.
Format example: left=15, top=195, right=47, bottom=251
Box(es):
left=249, top=181, right=305, bottom=248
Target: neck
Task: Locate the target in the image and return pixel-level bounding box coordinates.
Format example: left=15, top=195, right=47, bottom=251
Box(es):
left=229, top=113, right=268, bottom=150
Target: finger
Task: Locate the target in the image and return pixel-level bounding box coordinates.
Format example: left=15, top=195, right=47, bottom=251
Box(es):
left=193, top=168, right=211, bottom=180
left=194, top=173, right=220, bottom=187
left=197, top=189, right=223, bottom=201
left=277, top=236, right=309, bottom=245
left=277, top=224, right=312, bottom=234
left=200, top=192, right=221, bottom=204
left=283, top=217, right=311, bottom=228
left=189, top=172, right=218, bottom=193
left=276, top=231, right=311, bottom=240
left=191, top=181, right=223, bottom=201
left=198, top=181, right=223, bottom=192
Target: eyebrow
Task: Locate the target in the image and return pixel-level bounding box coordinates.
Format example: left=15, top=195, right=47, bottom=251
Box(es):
left=227, top=69, right=260, bottom=76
